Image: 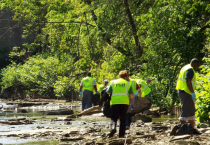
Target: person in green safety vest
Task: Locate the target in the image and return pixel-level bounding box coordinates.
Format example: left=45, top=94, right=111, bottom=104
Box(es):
left=137, top=78, right=152, bottom=116
left=106, top=70, right=134, bottom=138
left=176, top=58, right=201, bottom=134
left=79, top=72, right=98, bottom=111
left=98, top=79, right=109, bottom=98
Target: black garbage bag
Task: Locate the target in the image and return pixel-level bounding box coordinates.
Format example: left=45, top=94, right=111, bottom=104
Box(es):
left=170, top=123, right=193, bottom=136
left=92, top=93, right=100, bottom=106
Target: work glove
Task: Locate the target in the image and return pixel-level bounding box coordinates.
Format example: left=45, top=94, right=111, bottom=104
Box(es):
left=134, top=92, right=138, bottom=98
left=192, top=92, right=196, bottom=102
left=80, top=92, right=83, bottom=97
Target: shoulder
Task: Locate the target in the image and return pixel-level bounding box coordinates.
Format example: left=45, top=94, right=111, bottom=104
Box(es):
left=186, top=68, right=194, bottom=74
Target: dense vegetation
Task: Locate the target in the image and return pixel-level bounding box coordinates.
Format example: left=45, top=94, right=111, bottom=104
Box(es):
left=0, top=0, right=210, bottom=121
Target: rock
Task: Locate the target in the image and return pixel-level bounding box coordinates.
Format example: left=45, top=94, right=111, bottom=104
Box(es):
left=20, top=109, right=28, bottom=113
left=133, top=134, right=155, bottom=139
left=17, top=118, right=26, bottom=121
left=133, top=114, right=152, bottom=122
left=197, top=123, right=208, bottom=128
left=174, top=140, right=200, bottom=145
left=127, top=97, right=151, bottom=114
left=43, top=109, right=74, bottom=115
left=95, top=142, right=105, bottom=145
left=7, top=134, right=19, bottom=137
left=156, top=142, right=165, bottom=145
left=85, top=140, right=95, bottom=145
left=136, top=131, right=144, bottom=135
left=9, top=121, right=20, bottom=125
left=152, top=125, right=168, bottom=130
left=204, top=130, right=210, bottom=134
left=64, top=121, right=71, bottom=125
left=37, top=126, right=44, bottom=129
left=170, top=135, right=191, bottom=142
left=60, top=136, right=84, bottom=141
left=109, top=138, right=132, bottom=145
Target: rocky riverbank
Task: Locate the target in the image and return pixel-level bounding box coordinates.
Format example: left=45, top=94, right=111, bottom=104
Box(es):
left=0, top=112, right=210, bottom=145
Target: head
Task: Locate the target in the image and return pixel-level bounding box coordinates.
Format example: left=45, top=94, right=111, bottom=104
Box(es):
left=104, top=79, right=109, bottom=86
left=87, top=72, right=91, bottom=77
left=190, top=58, right=200, bottom=71
left=146, top=78, right=151, bottom=84
left=118, top=71, right=129, bottom=80
left=123, top=70, right=130, bottom=81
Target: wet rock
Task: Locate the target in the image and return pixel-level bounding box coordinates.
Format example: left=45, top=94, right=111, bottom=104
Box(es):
left=17, top=118, right=26, bottom=121
left=60, top=136, right=84, bottom=141
left=95, top=142, right=105, bottom=145
left=37, top=126, right=44, bottom=129
left=197, top=123, right=208, bottom=128
left=9, top=121, right=20, bottom=125
left=7, top=134, right=19, bottom=137
left=20, top=109, right=28, bottom=113
left=133, top=114, right=152, bottom=122
left=152, top=125, right=168, bottom=130
left=85, top=140, right=95, bottom=145
left=136, top=131, right=144, bottom=135
left=133, top=134, right=155, bottom=139
left=170, top=135, right=191, bottom=142
left=64, top=121, right=71, bottom=125
left=109, top=138, right=132, bottom=145
left=43, top=109, right=74, bottom=115
left=174, top=140, right=200, bottom=145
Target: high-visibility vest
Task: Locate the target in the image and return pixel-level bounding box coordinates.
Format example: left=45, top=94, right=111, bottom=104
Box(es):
left=136, top=79, right=151, bottom=97
left=82, top=77, right=94, bottom=91
left=98, top=85, right=104, bottom=98
left=176, top=64, right=196, bottom=95
left=130, top=79, right=137, bottom=93
left=110, top=78, right=131, bottom=105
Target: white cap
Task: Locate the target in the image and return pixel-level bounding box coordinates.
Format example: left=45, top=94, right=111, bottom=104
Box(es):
left=146, top=78, right=151, bottom=81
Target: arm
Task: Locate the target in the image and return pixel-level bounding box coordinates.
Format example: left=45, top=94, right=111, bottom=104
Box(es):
left=129, top=94, right=134, bottom=99
left=80, top=86, right=83, bottom=92
left=186, top=78, right=194, bottom=93
left=94, top=85, right=97, bottom=92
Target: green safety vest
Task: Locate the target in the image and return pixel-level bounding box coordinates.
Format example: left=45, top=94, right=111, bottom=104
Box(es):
left=98, top=85, right=104, bottom=98
left=136, top=79, right=151, bottom=97
left=176, top=64, right=196, bottom=95
left=131, top=79, right=137, bottom=93
left=82, top=77, right=94, bottom=91
left=110, top=78, right=131, bottom=105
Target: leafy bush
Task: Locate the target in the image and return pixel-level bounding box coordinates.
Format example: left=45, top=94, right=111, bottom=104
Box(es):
left=195, top=57, right=210, bottom=122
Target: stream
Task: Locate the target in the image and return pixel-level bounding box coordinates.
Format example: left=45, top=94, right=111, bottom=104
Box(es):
left=0, top=102, right=178, bottom=145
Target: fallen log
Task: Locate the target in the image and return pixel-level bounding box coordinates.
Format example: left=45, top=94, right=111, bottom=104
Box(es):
left=77, top=105, right=102, bottom=116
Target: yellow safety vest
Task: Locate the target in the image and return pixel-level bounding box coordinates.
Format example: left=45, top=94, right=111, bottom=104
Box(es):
left=82, top=77, right=94, bottom=91
left=136, top=79, right=151, bottom=97
left=98, top=85, right=104, bottom=98
left=131, top=79, right=137, bottom=93
left=110, top=78, right=131, bottom=105
left=176, top=64, right=196, bottom=95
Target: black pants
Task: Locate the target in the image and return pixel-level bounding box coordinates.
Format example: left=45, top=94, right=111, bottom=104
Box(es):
left=110, top=104, right=128, bottom=137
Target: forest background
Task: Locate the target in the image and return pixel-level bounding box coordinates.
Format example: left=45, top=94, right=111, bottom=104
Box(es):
left=0, top=0, right=210, bottom=122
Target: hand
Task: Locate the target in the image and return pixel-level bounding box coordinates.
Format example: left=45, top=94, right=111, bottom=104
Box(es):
left=192, top=92, right=196, bottom=100
left=80, top=92, right=83, bottom=97
left=134, top=92, right=138, bottom=98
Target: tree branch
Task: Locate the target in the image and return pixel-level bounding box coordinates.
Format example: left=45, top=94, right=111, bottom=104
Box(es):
left=47, top=21, right=95, bottom=27
left=124, top=0, right=142, bottom=57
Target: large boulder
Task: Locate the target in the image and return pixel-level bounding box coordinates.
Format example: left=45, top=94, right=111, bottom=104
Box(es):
left=43, top=109, right=74, bottom=115
left=127, top=97, right=151, bottom=113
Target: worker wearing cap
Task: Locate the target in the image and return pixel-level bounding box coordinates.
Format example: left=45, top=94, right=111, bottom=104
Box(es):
left=80, top=72, right=97, bottom=111
left=137, top=78, right=152, bottom=116
left=98, top=79, right=109, bottom=98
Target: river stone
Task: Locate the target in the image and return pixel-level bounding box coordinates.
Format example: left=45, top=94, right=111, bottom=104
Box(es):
left=9, top=121, right=20, bottom=125
left=85, top=140, right=95, bottom=145
left=170, top=135, right=191, bottom=142
left=60, top=136, right=84, bottom=141
left=133, top=114, right=152, bottom=122
left=127, top=97, right=151, bottom=114
left=197, top=123, right=208, bottom=128
left=109, top=138, right=132, bottom=145
left=64, top=121, right=71, bottom=125
left=174, top=140, right=200, bottom=145
left=17, top=118, right=26, bottom=121
left=152, top=125, right=168, bottom=130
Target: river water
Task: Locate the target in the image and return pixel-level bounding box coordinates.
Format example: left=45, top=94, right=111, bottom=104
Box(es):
left=0, top=103, right=178, bottom=145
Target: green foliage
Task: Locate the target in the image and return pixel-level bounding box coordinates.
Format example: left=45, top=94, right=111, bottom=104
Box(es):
left=0, top=0, right=209, bottom=113
left=195, top=56, right=210, bottom=122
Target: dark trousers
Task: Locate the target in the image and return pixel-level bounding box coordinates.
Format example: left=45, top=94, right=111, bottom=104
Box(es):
left=110, top=104, right=128, bottom=137
left=126, top=113, right=132, bottom=127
